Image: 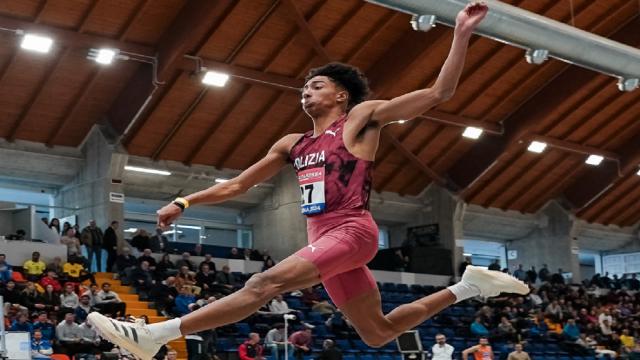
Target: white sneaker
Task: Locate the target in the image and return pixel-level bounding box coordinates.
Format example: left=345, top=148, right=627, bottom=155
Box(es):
left=462, top=265, right=530, bottom=297
left=88, top=312, right=164, bottom=360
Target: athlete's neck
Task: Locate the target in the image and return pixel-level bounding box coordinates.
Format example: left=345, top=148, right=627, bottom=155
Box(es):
left=311, top=107, right=346, bottom=137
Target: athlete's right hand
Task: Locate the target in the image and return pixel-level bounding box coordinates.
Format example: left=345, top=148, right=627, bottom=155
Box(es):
left=156, top=203, right=182, bottom=228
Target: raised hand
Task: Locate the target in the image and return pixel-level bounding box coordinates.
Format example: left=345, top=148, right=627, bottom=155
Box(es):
left=156, top=203, right=182, bottom=228
left=455, top=2, right=488, bottom=36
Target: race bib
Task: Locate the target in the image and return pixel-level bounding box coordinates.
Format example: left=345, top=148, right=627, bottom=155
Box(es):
left=298, top=167, right=325, bottom=215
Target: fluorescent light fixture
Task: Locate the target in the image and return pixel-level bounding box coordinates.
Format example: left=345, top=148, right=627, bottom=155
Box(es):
left=172, top=224, right=202, bottom=230
left=202, top=71, right=230, bottom=87
left=215, top=178, right=229, bottom=183
left=124, top=165, right=171, bottom=176
left=21, top=33, right=53, bottom=53
left=585, top=155, right=604, bottom=166
left=463, top=253, right=473, bottom=257
left=462, top=127, right=483, bottom=139
left=527, top=141, right=547, bottom=153
left=94, top=48, right=117, bottom=65
left=124, top=228, right=138, bottom=233
left=162, top=230, right=183, bottom=235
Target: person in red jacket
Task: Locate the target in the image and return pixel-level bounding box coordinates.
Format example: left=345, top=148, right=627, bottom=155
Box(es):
left=39, top=270, right=62, bottom=293
left=239, top=333, right=264, bottom=360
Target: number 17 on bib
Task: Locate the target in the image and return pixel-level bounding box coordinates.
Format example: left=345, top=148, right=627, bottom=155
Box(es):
left=298, top=167, right=326, bottom=215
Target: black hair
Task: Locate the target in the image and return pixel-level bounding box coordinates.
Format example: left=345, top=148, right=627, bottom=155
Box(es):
left=305, top=62, right=370, bottom=110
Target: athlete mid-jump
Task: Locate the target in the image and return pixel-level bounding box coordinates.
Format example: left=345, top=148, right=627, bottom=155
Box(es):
left=89, top=3, right=528, bottom=358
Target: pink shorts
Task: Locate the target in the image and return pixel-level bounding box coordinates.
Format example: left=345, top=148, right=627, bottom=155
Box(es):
left=294, top=209, right=379, bottom=306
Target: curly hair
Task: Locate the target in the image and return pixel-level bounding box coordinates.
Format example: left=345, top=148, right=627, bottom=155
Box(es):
left=305, top=62, right=370, bottom=110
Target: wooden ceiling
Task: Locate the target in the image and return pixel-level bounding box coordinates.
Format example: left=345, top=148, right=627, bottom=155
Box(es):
left=0, top=0, right=638, bottom=227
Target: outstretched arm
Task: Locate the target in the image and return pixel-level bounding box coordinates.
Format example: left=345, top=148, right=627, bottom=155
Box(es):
left=156, top=134, right=301, bottom=227
left=367, top=2, right=488, bottom=125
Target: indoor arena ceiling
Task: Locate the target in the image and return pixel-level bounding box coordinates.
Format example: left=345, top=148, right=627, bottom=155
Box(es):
left=0, top=0, right=638, bottom=227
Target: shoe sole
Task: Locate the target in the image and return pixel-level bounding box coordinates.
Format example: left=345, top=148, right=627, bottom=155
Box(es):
left=88, top=312, right=157, bottom=360
left=465, top=265, right=530, bottom=296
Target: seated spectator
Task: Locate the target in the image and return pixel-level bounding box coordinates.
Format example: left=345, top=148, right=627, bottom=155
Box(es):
left=471, top=317, right=490, bottom=337
left=563, top=318, right=580, bottom=341
left=289, top=328, right=313, bottom=360
left=175, top=252, right=196, bottom=272
left=269, top=294, right=297, bottom=315
left=2, top=280, right=23, bottom=308
left=78, top=321, right=102, bottom=351
left=56, top=313, right=87, bottom=356
left=496, top=316, right=517, bottom=341
left=151, top=276, right=178, bottom=317
left=33, top=312, right=55, bottom=341
left=138, top=249, right=157, bottom=270
left=131, top=260, right=156, bottom=299
left=6, top=229, right=26, bottom=240
left=31, top=329, right=53, bottom=359
left=199, top=254, right=217, bottom=273
left=39, top=270, right=62, bottom=293
left=238, top=333, right=264, bottom=360
left=60, top=283, right=79, bottom=313
left=20, top=281, right=45, bottom=311
left=215, top=265, right=239, bottom=291
left=41, top=284, right=61, bottom=313
left=74, top=293, right=93, bottom=323
left=507, top=343, right=530, bottom=360
left=174, top=285, right=196, bottom=316
left=191, top=244, right=204, bottom=257
left=0, top=253, right=12, bottom=282
left=131, top=229, right=151, bottom=252
left=196, top=264, right=216, bottom=295
left=325, top=311, right=353, bottom=338
left=150, top=228, right=170, bottom=253
left=317, top=339, right=342, bottom=360
left=23, top=251, right=47, bottom=281
left=262, top=258, right=276, bottom=272
left=60, top=228, right=81, bottom=257
left=10, top=313, right=33, bottom=332
left=115, top=247, right=138, bottom=282
left=301, top=287, right=335, bottom=315
left=176, top=265, right=198, bottom=293
left=47, top=257, right=64, bottom=277
left=157, top=253, right=178, bottom=278
left=621, top=329, right=636, bottom=352
left=265, top=323, right=292, bottom=360
left=94, top=282, right=126, bottom=318
left=229, top=247, right=243, bottom=259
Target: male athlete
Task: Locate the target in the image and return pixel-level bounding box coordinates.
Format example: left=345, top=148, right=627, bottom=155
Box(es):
left=89, top=2, right=529, bottom=358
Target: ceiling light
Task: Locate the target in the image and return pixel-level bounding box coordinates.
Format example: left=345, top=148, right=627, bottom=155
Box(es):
left=124, top=165, right=171, bottom=176
left=20, top=33, right=53, bottom=53
left=88, top=48, right=119, bottom=65
left=124, top=228, right=138, bottom=233
left=215, top=178, right=229, bottom=183
left=636, top=168, right=640, bottom=176
left=585, top=155, right=604, bottom=166
left=202, top=71, right=229, bottom=87
left=527, top=141, right=547, bottom=153
left=172, top=224, right=202, bottom=230
left=463, top=253, right=473, bottom=257
left=462, top=127, right=483, bottom=139
left=397, top=120, right=407, bottom=124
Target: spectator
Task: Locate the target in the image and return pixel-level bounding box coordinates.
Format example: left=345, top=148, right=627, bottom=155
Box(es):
left=526, top=266, right=537, bottom=284
left=74, top=294, right=93, bottom=323
left=150, top=228, right=170, bottom=253
left=462, top=337, right=493, bottom=360
left=41, top=284, right=61, bottom=312
left=157, top=253, right=177, bottom=278
left=538, top=264, right=550, bottom=282
left=432, top=334, right=454, bottom=360
left=2, top=280, right=22, bottom=305
left=49, top=218, right=61, bottom=235
left=0, top=253, right=12, bottom=282
left=325, top=311, right=353, bottom=338
left=238, top=333, right=264, bottom=360
left=471, top=317, right=490, bottom=337
left=629, top=274, right=640, bottom=291
left=31, top=329, right=54, bottom=359
left=269, top=294, right=296, bottom=315
left=621, top=329, right=636, bottom=353
left=61, top=222, right=71, bottom=236
left=20, top=281, right=46, bottom=311
left=63, top=255, right=97, bottom=285
left=33, top=312, right=55, bottom=341
left=196, top=264, right=216, bottom=295
left=131, top=260, right=155, bottom=299
left=301, top=287, right=335, bottom=315
left=23, top=251, right=47, bottom=281
left=317, top=339, right=342, bottom=360
left=138, top=248, right=158, bottom=270
left=60, top=283, right=80, bottom=313
left=56, top=313, right=84, bottom=355
left=47, top=257, right=64, bottom=277
left=513, top=265, right=526, bottom=282
left=164, top=348, right=178, bottom=360
left=265, top=323, right=291, bottom=360
left=103, top=220, right=119, bottom=272
left=78, top=320, right=101, bottom=350
left=229, top=247, right=243, bottom=259
left=10, top=313, right=33, bottom=332
left=60, top=228, right=81, bottom=256
left=95, top=282, right=126, bottom=318
left=215, top=265, right=239, bottom=290
left=289, top=328, right=312, bottom=360
left=599, top=308, right=614, bottom=334
left=81, top=219, right=104, bottom=272
left=551, top=268, right=565, bottom=285
left=563, top=318, right=580, bottom=341
left=191, top=244, right=204, bottom=257
left=507, top=343, right=530, bottom=360
left=174, top=285, right=197, bottom=316
left=263, top=258, right=276, bottom=272
left=459, top=256, right=472, bottom=276
left=488, top=260, right=501, bottom=271
left=176, top=265, right=198, bottom=293
left=497, top=316, right=517, bottom=341
left=175, top=252, right=196, bottom=272
left=130, top=229, right=151, bottom=253
left=39, top=270, right=62, bottom=293
left=152, top=276, right=178, bottom=317
left=199, top=254, right=217, bottom=273
left=115, top=247, right=138, bottom=282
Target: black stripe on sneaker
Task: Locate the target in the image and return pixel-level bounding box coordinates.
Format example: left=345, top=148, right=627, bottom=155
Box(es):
left=122, top=324, right=130, bottom=338
left=110, top=320, right=119, bottom=331
left=131, top=327, right=139, bottom=343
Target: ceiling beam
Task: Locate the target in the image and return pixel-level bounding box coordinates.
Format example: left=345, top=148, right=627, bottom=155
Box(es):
left=447, top=15, right=640, bottom=195
left=112, top=0, right=237, bottom=141
left=280, top=0, right=331, bottom=62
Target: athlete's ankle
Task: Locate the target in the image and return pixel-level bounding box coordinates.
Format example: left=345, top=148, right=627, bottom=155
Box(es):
left=447, top=281, right=480, bottom=303
left=147, top=318, right=183, bottom=343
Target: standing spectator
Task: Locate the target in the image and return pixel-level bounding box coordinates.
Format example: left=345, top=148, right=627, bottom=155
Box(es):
left=0, top=253, right=12, bottom=282
left=175, top=252, right=196, bottom=272
left=526, top=266, right=537, bottom=284
left=507, top=344, right=530, bottom=360
left=629, top=274, right=640, bottom=291
left=61, top=222, right=72, bottom=236
left=56, top=313, right=84, bottom=355
left=432, top=334, right=454, bottom=360
left=538, top=264, right=550, bottom=283
left=49, top=218, right=61, bottom=235
left=488, top=260, right=501, bottom=271
left=551, top=268, right=565, bottom=285
left=265, top=323, right=291, bottom=360
left=33, top=312, right=55, bottom=341
left=81, top=220, right=104, bottom=272
left=131, top=229, right=151, bottom=253
left=95, top=282, right=126, bottom=318
left=462, top=337, right=493, bottom=360
left=23, top=251, right=47, bottom=281
left=289, top=328, right=313, bottom=360
left=459, top=256, right=472, bottom=276
left=31, top=329, right=54, bottom=359
left=199, top=254, right=217, bottom=273
left=103, top=220, right=119, bottom=272
left=238, top=333, right=264, bottom=360
left=513, top=265, right=526, bottom=282
left=60, top=283, right=80, bottom=314
left=60, top=228, right=81, bottom=256
left=317, top=339, right=342, bottom=360
left=150, top=228, right=170, bottom=253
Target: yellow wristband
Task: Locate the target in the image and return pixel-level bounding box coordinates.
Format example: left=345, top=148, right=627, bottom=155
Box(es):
left=174, top=197, right=190, bottom=209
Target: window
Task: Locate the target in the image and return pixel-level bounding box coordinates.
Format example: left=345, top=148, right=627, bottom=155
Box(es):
left=378, top=227, right=389, bottom=249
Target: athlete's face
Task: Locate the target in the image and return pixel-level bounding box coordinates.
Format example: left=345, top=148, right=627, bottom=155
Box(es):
left=301, top=76, right=348, bottom=117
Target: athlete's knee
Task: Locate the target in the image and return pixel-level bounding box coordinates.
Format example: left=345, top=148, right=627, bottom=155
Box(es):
left=244, top=272, right=280, bottom=301
left=360, top=333, right=391, bottom=348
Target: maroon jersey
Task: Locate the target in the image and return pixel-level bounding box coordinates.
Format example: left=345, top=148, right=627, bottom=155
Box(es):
left=288, top=115, right=373, bottom=216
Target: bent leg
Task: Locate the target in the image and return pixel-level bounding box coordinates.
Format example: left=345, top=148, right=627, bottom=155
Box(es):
left=179, top=254, right=321, bottom=334
left=332, top=267, right=455, bottom=347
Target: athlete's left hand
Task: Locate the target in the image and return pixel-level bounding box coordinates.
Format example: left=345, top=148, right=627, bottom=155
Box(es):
left=455, top=1, right=488, bottom=36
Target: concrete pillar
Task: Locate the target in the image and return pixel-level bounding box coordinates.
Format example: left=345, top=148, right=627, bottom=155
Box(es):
left=506, top=202, right=581, bottom=283
left=245, top=168, right=307, bottom=261
left=54, top=126, right=127, bottom=251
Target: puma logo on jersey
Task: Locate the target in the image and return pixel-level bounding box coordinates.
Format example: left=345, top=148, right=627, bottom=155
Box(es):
left=307, top=244, right=323, bottom=253
left=325, top=129, right=338, bottom=137
left=293, top=151, right=325, bottom=170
